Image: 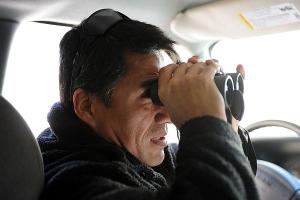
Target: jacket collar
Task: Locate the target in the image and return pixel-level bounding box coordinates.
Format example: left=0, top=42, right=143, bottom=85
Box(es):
left=47, top=102, right=104, bottom=145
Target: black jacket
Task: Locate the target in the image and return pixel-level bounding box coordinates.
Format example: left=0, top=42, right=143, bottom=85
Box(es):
left=37, top=103, right=259, bottom=200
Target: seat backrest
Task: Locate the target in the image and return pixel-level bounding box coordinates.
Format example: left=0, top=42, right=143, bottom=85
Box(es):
left=0, top=96, right=44, bottom=200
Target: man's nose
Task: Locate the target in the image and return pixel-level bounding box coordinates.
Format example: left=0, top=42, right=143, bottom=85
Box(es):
left=154, top=106, right=171, bottom=124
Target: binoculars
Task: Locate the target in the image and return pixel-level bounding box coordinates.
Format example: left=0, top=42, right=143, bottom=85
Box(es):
left=149, top=72, right=245, bottom=123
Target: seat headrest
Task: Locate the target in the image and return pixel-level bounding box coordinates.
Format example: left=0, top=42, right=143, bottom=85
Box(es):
left=0, top=96, right=44, bottom=200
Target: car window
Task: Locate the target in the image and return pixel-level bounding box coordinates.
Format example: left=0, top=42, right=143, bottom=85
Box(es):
left=211, top=30, right=300, bottom=138
left=3, top=22, right=70, bottom=136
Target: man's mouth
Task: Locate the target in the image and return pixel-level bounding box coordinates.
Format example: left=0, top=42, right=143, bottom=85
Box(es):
left=151, top=136, right=167, bottom=147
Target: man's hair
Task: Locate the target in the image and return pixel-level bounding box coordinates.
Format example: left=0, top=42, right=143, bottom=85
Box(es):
left=59, top=15, right=179, bottom=110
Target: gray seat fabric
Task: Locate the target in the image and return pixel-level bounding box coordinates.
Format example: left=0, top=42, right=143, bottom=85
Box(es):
left=0, top=96, right=44, bottom=200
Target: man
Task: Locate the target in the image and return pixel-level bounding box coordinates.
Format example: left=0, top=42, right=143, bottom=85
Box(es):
left=38, top=9, right=259, bottom=200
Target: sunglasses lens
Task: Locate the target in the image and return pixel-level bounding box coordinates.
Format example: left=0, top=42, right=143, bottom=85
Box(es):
left=84, top=9, right=125, bottom=35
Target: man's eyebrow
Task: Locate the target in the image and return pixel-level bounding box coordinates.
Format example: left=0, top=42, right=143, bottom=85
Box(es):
left=141, top=79, right=157, bottom=88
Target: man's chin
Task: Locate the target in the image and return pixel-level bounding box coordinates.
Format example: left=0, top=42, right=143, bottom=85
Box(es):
left=145, top=150, right=165, bottom=167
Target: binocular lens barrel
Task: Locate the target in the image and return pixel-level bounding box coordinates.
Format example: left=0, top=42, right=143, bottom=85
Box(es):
left=214, top=75, right=234, bottom=109
left=228, top=73, right=244, bottom=93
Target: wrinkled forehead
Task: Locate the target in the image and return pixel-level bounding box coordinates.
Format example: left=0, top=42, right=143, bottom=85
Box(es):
left=124, top=52, right=161, bottom=75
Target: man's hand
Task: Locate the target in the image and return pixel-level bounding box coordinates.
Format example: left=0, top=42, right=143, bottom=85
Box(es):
left=190, top=57, right=246, bottom=132
left=158, top=58, right=226, bottom=128
left=159, top=56, right=245, bottom=132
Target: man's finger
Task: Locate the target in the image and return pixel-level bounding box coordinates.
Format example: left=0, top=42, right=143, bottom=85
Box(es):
left=236, top=64, right=245, bottom=79
left=186, top=62, right=205, bottom=74
left=187, top=56, right=200, bottom=64
left=205, top=60, right=220, bottom=71
left=159, top=64, right=178, bottom=85
left=174, top=62, right=192, bottom=76
left=203, top=60, right=220, bottom=78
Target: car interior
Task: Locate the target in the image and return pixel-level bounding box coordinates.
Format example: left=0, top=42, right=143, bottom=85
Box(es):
left=1, top=0, right=300, bottom=199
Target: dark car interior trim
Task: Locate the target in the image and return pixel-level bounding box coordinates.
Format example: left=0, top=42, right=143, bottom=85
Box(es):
left=0, top=20, right=18, bottom=92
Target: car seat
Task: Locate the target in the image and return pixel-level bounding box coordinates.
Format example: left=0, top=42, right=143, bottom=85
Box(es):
left=0, top=96, right=44, bottom=200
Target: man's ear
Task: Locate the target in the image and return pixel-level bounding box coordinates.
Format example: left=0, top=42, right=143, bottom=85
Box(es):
left=72, top=88, right=96, bottom=128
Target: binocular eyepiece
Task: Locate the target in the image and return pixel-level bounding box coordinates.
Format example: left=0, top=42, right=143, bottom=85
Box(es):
left=149, top=72, right=245, bottom=122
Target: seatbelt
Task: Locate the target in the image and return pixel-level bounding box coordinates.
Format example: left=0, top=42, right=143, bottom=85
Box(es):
left=238, top=126, right=257, bottom=174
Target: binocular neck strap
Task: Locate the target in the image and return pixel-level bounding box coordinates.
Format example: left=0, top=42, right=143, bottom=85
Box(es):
left=238, top=126, right=257, bottom=174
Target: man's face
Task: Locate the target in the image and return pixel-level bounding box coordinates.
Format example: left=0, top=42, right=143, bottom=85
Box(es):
left=92, top=53, right=171, bottom=166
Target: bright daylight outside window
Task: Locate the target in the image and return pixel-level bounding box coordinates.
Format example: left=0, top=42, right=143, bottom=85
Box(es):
left=211, top=30, right=300, bottom=138
left=3, top=22, right=191, bottom=142
left=4, top=22, right=70, bottom=136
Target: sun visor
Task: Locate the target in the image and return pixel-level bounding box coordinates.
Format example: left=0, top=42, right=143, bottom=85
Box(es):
left=170, top=0, right=300, bottom=41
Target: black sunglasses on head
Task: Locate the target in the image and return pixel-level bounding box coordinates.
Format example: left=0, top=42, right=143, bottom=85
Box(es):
left=80, top=8, right=130, bottom=36
left=70, top=9, right=130, bottom=99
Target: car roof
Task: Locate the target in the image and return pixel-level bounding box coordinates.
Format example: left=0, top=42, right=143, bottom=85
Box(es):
left=0, top=0, right=215, bottom=36
left=1, top=0, right=300, bottom=51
